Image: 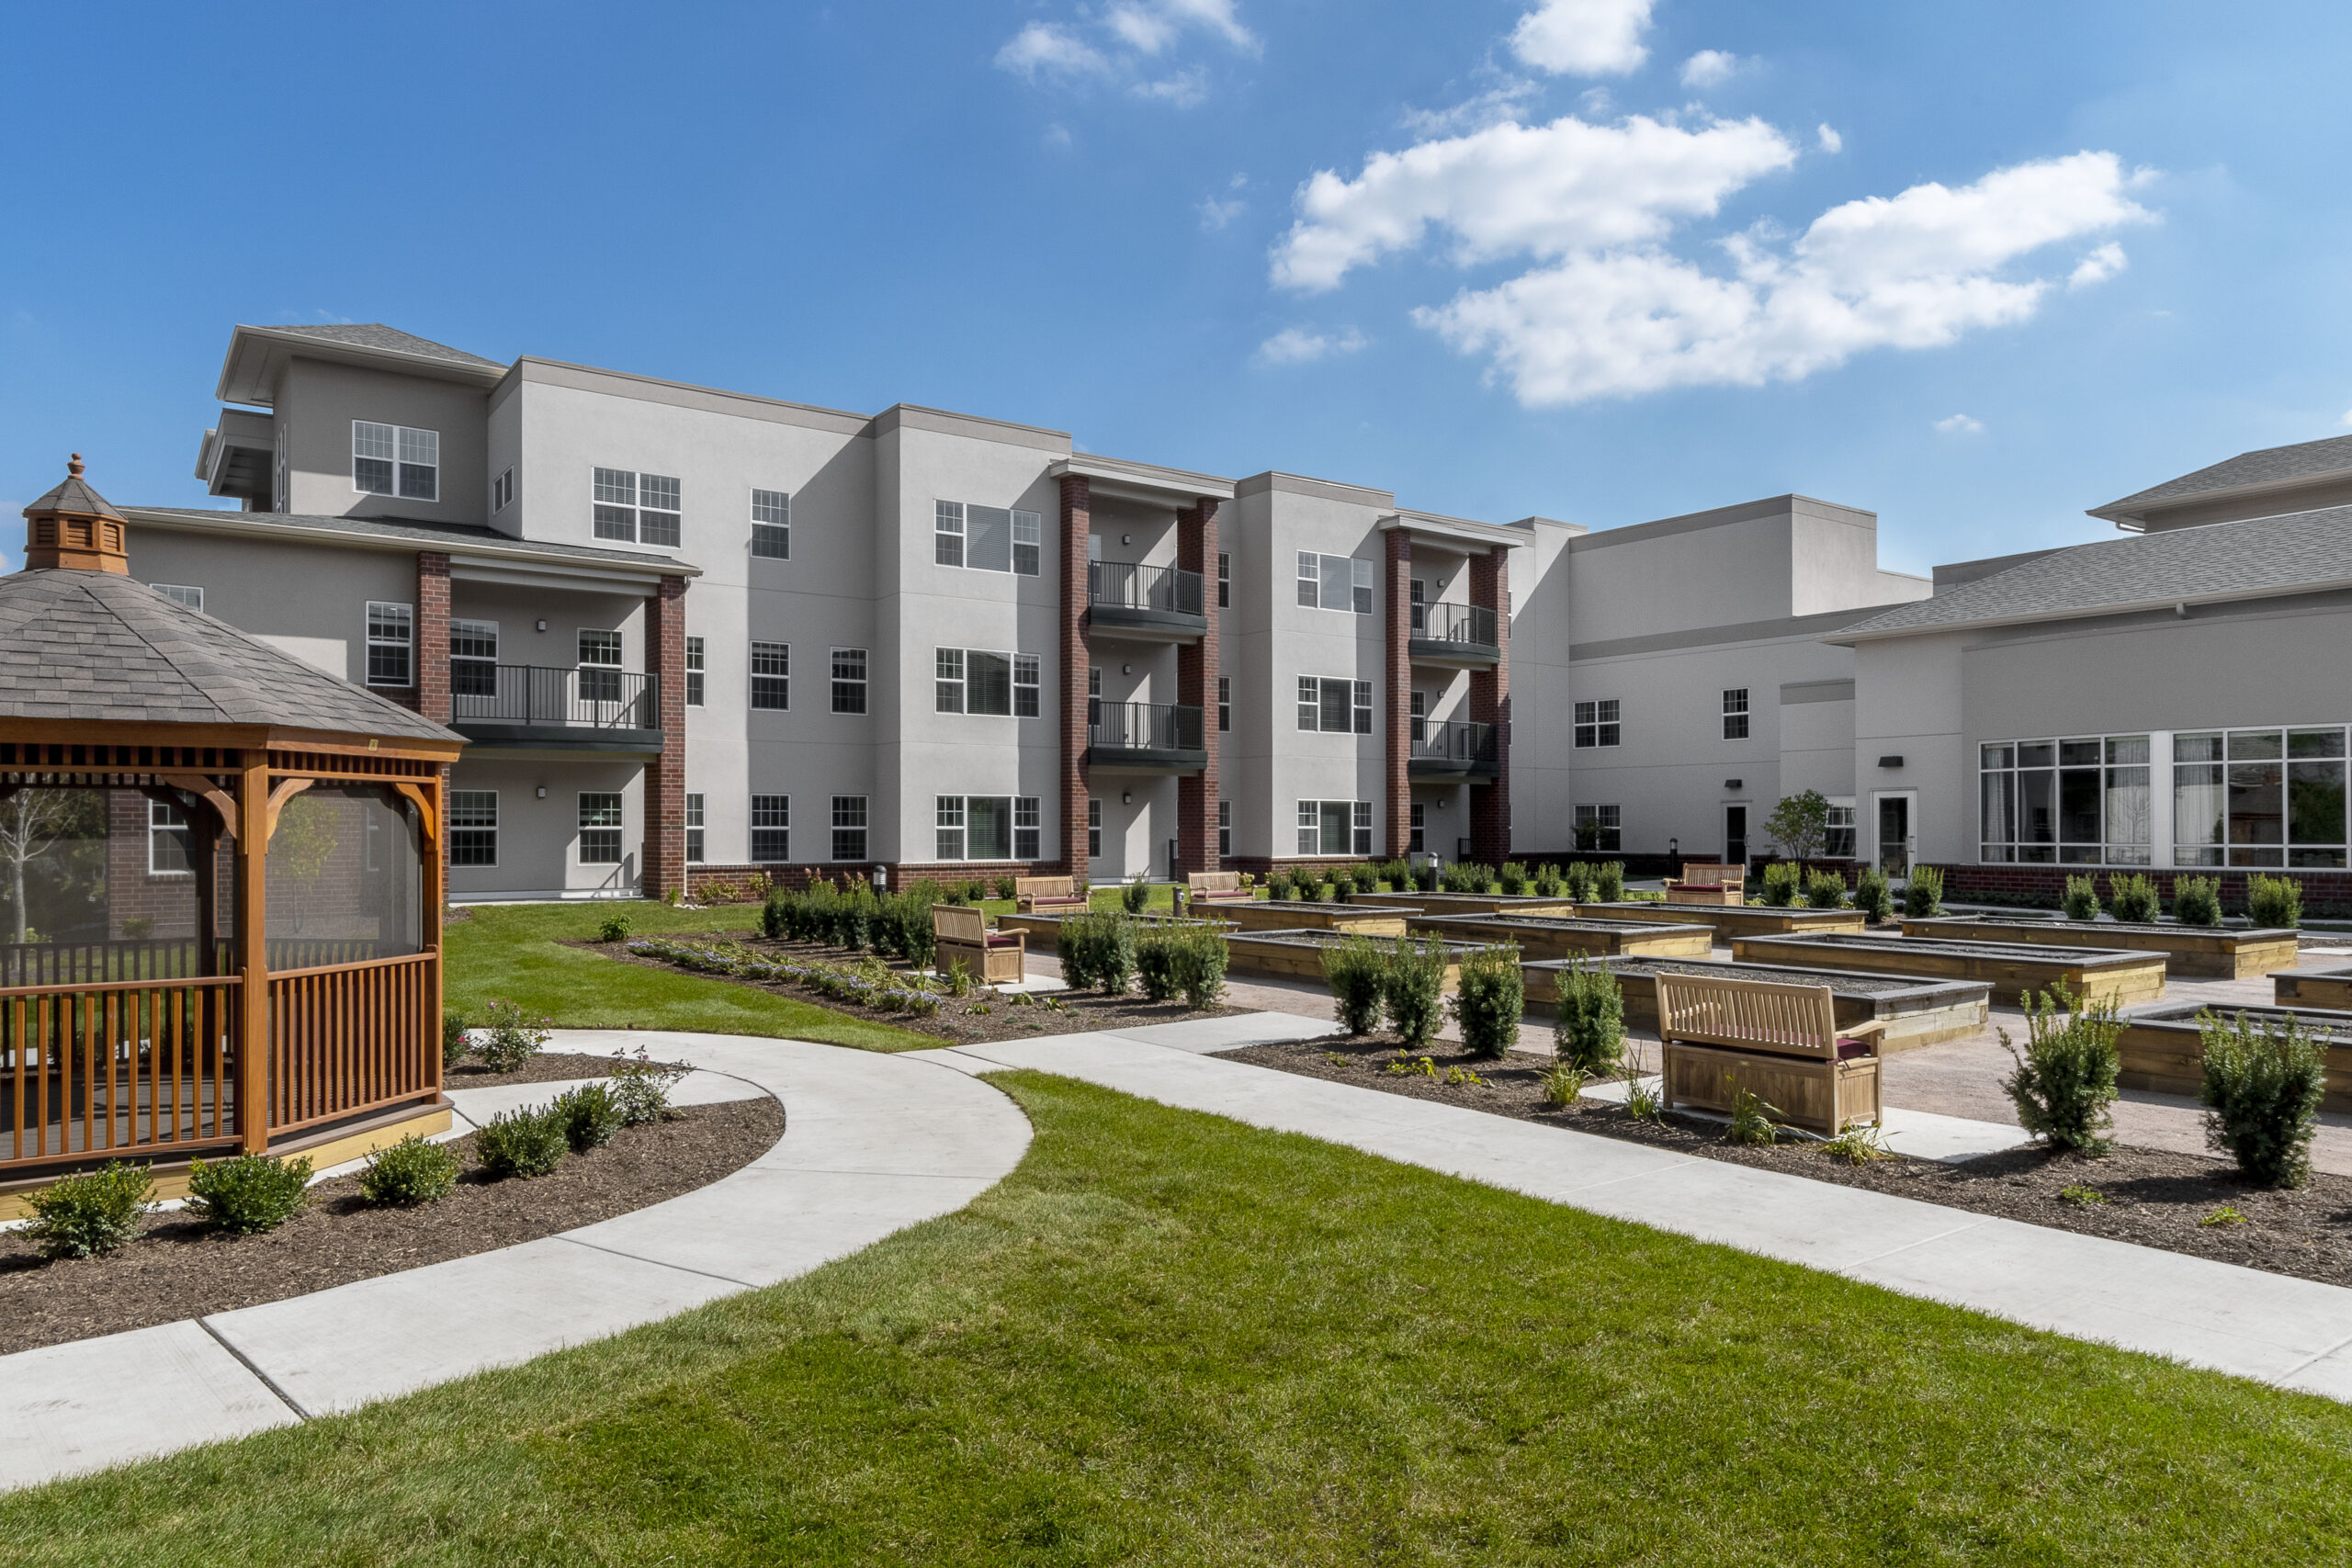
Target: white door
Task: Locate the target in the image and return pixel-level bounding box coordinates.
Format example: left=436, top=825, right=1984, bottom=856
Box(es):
left=1873, top=790, right=1918, bottom=879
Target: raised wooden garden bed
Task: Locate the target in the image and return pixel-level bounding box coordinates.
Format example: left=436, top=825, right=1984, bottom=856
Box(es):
left=1407, top=914, right=1713, bottom=961
left=1225, top=929, right=1486, bottom=988
left=1728, top=932, right=2167, bottom=1008
left=995, top=910, right=1233, bottom=942
left=1573, top=901, right=1868, bottom=940
left=2118, top=1001, right=2352, bottom=1113
left=1521, top=955, right=1991, bottom=1052
left=2276, top=964, right=2352, bottom=1011
left=1902, top=915, right=2301, bottom=979
left=1214, top=900, right=1410, bottom=936
left=1350, top=892, right=1581, bottom=918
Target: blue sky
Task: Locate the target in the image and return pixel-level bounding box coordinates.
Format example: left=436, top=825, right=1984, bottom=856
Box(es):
left=6, top=0, right=2352, bottom=578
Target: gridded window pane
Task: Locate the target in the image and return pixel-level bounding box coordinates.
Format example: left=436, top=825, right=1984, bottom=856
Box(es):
left=1723, top=688, right=1749, bottom=740
left=969, top=796, right=1012, bottom=861
left=1088, top=797, right=1102, bottom=858
left=451, top=618, right=499, bottom=698
left=1296, top=800, right=1318, bottom=856
left=1352, top=680, right=1373, bottom=735
left=1296, top=676, right=1318, bottom=731
left=831, top=648, right=867, bottom=715
left=684, top=636, right=705, bottom=706
left=968, top=650, right=1012, bottom=716
left=578, top=629, right=622, bottom=704
left=594, top=504, right=636, bottom=541
left=1318, top=554, right=1351, bottom=612
left=1217, top=798, right=1231, bottom=859
left=1574, top=804, right=1623, bottom=852
left=637, top=474, right=681, bottom=547
left=936, top=795, right=966, bottom=860
left=684, top=792, right=706, bottom=863
left=1217, top=675, right=1231, bottom=732
left=935, top=647, right=965, bottom=713
left=751, top=794, right=790, bottom=862
left=1295, top=551, right=1319, bottom=607
left=1319, top=801, right=1351, bottom=856
left=594, top=468, right=636, bottom=506
left=1826, top=802, right=1857, bottom=860
left=1351, top=558, right=1374, bottom=615
left=934, top=500, right=965, bottom=567
left=750, top=641, right=790, bottom=709
left=2290, top=728, right=2347, bottom=858
left=366, top=602, right=413, bottom=686
left=966, top=505, right=1013, bottom=572
left=395, top=426, right=439, bottom=501
left=354, top=421, right=396, bottom=494
left=578, top=793, right=623, bottom=864
left=1217, top=552, right=1230, bottom=608
left=1319, top=679, right=1350, bottom=733
left=1014, top=796, right=1041, bottom=861
left=831, top=795, right=868, bottom=862
left=449, top=791, right=498, bottom=867
left=147, top=800, right=192, bottom=876
left=1013, top=654, right=1040, bottom=717
left=1012, top=510, right=1042, bottom=576
left=752, top=489, right=790, bottom=558
left=1351, top=800, right=1374, bottom=856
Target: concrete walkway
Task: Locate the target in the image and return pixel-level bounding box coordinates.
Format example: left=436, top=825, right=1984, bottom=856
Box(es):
left=0, top=1032, right=1031, bottom=1492
left=910, top=1020, right=2352, bottom=1404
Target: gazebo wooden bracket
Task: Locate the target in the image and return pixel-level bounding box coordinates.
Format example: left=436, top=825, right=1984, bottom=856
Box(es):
left=389, top=780, right=439, bottom=843
left=265, top=775, right=317, bottom=840
left=149, top=773, right=240, bottom=841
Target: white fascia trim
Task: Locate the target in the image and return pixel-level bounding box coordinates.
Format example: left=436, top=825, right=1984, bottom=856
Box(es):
left=1050, top=455, right=1237, bottom=502
left=1822, top=577, right=2352, bottom=645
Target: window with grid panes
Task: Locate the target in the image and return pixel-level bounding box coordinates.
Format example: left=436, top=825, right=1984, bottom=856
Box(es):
left=1014, top=796, right=1040, bottom=860
left=1574, top=698, right=1620, bottom=748
left=1723, top=688, right=1749, bottom=739
left=366, top=602, right=413, bottom=686
left=684, top=794, right=705, bottom=863
left=750, top=642, right=789, bottom=709
left=578, top=794, right=623, bottom=863
left=684, top=637, right=705, bottom=706
left=593, top=468, right=680, bottom=545
left=831, top=795, right=868, bottom=862
left=1216, top=552, right=1230, bottom=607
left=354, top=421, right=437, bottom=501
left=1217, top=676, right=1230, bottom=732
left=831, top=649, right=867, bottom=715
left=751, top=795, right=790, bottom=862
left=1295, top=551, right=1374, bottom=613
left=751, top=490, right=790, bottom=558
left=1573, top=803, right=1622, bottom=852
left=1218, top=799, right=1231, bottom=859
left=147, top=801, right=192, bottom=875
left=1088, top=798, right=1102, bottom=858
left=450, top=791, right=498, bottom=866
left=451, top=619, right=497, bottom=698
left=1980, top=736, right=2153, bottom=865
left=577, top=629, right=622, bottom=705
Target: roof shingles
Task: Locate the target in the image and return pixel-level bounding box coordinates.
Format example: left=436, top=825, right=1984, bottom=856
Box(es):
left=261, top=322, right=502, bottom=368
left=2098, top=434, right=2352, bottom=515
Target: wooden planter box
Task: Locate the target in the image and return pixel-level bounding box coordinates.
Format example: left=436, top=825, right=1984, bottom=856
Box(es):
left=1408, top=914, right=1713, bottom=961
left=995, top=910, right=1234, bottom=942
left=1523, top=956, right=1991, bottom=1052
left=1351, top=892, right=1582, bottom=918
left=1217, top=900, right=1409, bottom=936
left=2119, top=1001, right=2352, bottom=1113
left=2276, top=964, right=2352, bottom=1011
left=1225, top=929, right=1479, bottom=989
left=1903, top=915, right=2302, bottom=979
left=1574, top=901, right=1868, bottom=941
left=1729, top=932, right=2166, bottom=1009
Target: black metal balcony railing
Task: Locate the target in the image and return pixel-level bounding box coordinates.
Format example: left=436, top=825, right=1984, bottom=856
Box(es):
left=1415, top=602, right=1498, bottom=650
left=1089, top=701, right=1204, bottom=753
left=1409, top=717, right=1498, bottom=767
left=1089, top=560, right=1204, bottom=617
left=451, top=663, right=660, bottom=729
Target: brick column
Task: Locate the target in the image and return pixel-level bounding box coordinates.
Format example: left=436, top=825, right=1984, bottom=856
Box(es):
left=415, top=550, right=453, bottom=894
left=1468, top=550, right=1511, bottom=865
left=1385, top=529, right=1413, bottom=859
left=1058, top=475, right=1092, bottom=878
left=1176, top=498, right=1221, bottom=874
left=642, top=574, right=689, bottom=899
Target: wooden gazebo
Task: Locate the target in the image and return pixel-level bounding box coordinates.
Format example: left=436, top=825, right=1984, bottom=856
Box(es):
left=0, top=458, right=465, bottom=1203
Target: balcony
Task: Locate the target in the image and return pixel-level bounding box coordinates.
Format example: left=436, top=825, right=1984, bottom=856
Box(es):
left=1409, top=717, right=1499, bottom=779
left=1088, top=560, right=1207, bottom=641
left=449, top=664, right=663, bottom=753
left=1409, top=602, right=1500, bottom=667
left=1086, top=701, right=1207, bottom=773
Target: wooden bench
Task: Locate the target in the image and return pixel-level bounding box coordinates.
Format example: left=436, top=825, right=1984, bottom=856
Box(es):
left=933, top=903, right=1026, bottom=985
left=1656, top=971, right=1883, bottom=1134
left=1664, top=862, right=1747, bottom=904
left=1013, top=874, right=1089, bottom=913
left=1186, top=871, right=1254, bottom=904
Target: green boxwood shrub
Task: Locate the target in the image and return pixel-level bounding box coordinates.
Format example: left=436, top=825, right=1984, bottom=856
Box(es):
left=610, top=1055, right=690, bottom=1125
left=476, top=1106, right=570, bottom=1179
left=2000, top=984, right=2121, bottom=1155
left=552, top=1081, right=625, bottom=1152
left=25, top=1162, right=154, bottom=1260
left=1057, top=911, right=1137, bottom=994
left=1170, top=923, right=1229, bottom=1010
left=993, top=874, right=1018, bottom=901
left=1595, top=861, right=1626, bottom=903
left=359, top=1134, right=459, bottom=1206
left=1563, top=861, right=1598, bottom=904
left=1532, top=863, right=1565, bottom=897
left=1265, top=868, right=1295, bottom=901
left=2199, top=1010, right=2324, bottom=1187
left=2246, top=873, right=2302, bottom=930
left=477, top=998, right=548, bottom=1074
left=2108, top=872, right=2160, bottom=924
left=1378, top=859, right=1414, bottom=893
left=1852, top=865, right=1894, bottom=923
left=1551, top=955, right=1623, bottom=1073
left=1382, top=936, right=1449, bottom=1051
left=597, top=910, right=635, bottom=943
left=1498, top=862, right=1531, bottom=895
left=2062, top=874, right=2101, bottom=921
left=1803, top=870, right=1848, bottom=909
left=2172, top=874, right=2222, bottom=928
left=1135, top=928, right=1182, bottom=1002
left=1351, top=863, right=1380, bottom=896
left=1759, top=861, right=1801, bottom=908
left=1451, top=944, right=1524, bottom=1059
left=441, top=1010, right=469, bottom=1069
left=1322, top=935, right=1388, bottom=1034
left=1903, top=865, right=1944, bottom=918
left=187, top=1152, right=313, bottom=1235
left=1122, top=877, right=1151, bottom=914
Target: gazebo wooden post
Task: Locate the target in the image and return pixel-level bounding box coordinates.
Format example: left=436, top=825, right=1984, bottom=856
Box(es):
left=235, top=753, right=271, bottom=1153
left=422, top=774, right=445, bottom=1092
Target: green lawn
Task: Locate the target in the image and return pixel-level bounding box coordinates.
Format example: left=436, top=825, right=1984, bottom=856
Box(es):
left=16, top=1072, right=2352, bottom=1563
left=444, top=901, right=936, bottom=1052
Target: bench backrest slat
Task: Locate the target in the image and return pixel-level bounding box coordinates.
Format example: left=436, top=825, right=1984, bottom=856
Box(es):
left=1669, top=862, right=1746, bottom=887
left=1015, top=875, right=1074, bottom=899
left=1188, top=871, right=1242, bottom=894
left=933, top=904, right=988, bottom=942
left=1656, top=972, right=1838, bottom=1060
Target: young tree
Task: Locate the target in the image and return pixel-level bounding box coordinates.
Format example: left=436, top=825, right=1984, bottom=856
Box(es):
left=0, top=788, right=106, bottom=945
left=1763, top=789, right=1833, bottom=865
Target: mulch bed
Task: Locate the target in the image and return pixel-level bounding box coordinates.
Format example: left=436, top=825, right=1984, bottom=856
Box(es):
left=1220, top=1035, right=2352, bottom=1290
left=0, top=1090, right=781, bottom=1357
left=582, top=934, right=1238, bottom=1043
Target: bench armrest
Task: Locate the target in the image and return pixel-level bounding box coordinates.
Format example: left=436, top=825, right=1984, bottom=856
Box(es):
left=1841, top=1019, right=1889, bottom=1038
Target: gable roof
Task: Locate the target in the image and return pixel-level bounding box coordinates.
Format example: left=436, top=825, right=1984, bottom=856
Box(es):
left=2090, top=434, right=2352, bottom=526
left=263, top=322, right=502, bottom=368
left=1829, top=505, right=2352, bottom=642
left=0, top=568, right=461, bottom=743
left=124, top=506, right=699, bottom=577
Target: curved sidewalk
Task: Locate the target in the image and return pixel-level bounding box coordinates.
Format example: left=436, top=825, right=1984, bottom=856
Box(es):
left=0, top=1031, right=1031, bottom=1492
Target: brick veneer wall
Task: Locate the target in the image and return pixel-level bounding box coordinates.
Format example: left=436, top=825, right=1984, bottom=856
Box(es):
left=687, top=861, right=1049, bottom=900
left=1468, top=551, right=1511, bottom=864
left=1384, top=530, right=1412, bottom=859
left=1939, top=862, right=2352, bottom=915
left=640, top=575, right=689, bottom=900
left=415, top=551, right=452, bottom=897
left=1058, top=474, right=1093, bottom=876
left=1176, top=498, right=1221, bottom=874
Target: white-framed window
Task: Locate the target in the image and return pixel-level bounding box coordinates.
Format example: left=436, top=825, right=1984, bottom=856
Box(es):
left=354, top=421, right=437, bottom=502
left=1574, top=698, right=1621, bottom=749
left=152, top=583, right=202, bottom=610
left=751, top=489, right=790, bottom=559
left=1295, top=676, right=1371, bottom=734
left=2167, top=729, right=2342, bottom=868
left=1295, top=799, right=1373, bottom=856
left=451, top=618, right=498, bottom=698
left=492, top=467, right=514, bottom=513
left=684, top=636, right=705, bottom=706
left=1014, top=654, right=1040, bottom=717
left=1015, top=796, right=1041, bottom=861
left=1217, top=551, right=1230, bottom=607
left=831, top=648, right=868, bottom=715
left=1826, top=800, right=1857, bottom=860
left=933, top=500, right=1041, bottom=576
left=147, top=800, right=193, bottom=876
left=578, top=629, right=622, bottom=704
left=831, top=795, right=868, bottom=862
left=934, top=648, right=965, bottom=713
left=579, top=793, right=624, bottom=864
left=1294, top=551, right=1373, bottom=614
left=1980, top=735, right=2158, bottom=867
left=1088, top=798, right=1102, bottom=858
left=750, top=641, right=790, bottom=710
left=935, top=795, right=965, bottom=860
left=1409, top=578, right=1426, bottom=634
left=751, top=795, right=790, bottom=862
left=366, top=601, right=413, bottom=687
left=1574, top=803, right=1623, bottom=852
left=684, top=793, right=706, bottom=864
left=593, top=468, right=681, bottom=547
left=1723, top=688, right=1749, bottom=740
left=1408, top=802, right=1426, bottom=853
left=1218, top=799, right=1231, bottom=859
left=932, top=794, right=1038, bottom=861
left=450, top=791, right=498, bottom=867
left=935, top=649, right=1034, bottom=716
left=1410, top=691, right=1426, bottom=744
left=1218, top=676, right=1231, bottom=733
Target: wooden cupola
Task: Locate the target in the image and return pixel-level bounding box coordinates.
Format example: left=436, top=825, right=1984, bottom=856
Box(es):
left=22, top=454, right=129, bottom=573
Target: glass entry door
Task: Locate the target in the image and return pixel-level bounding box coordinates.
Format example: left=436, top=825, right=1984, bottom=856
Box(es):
left=1724, top=805, right=1747, bottom=867
left=1876, top=793, right=1915, bottom=878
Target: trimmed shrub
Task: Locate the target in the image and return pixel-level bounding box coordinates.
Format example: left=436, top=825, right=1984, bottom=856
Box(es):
left=552, top=1081, right=626, bottom=1152
left=1851, top=865, right=1894, bottom=922
left=1122, top=877, right=1151, bottom=915
left=597, top=911, right=635, bottom=943
left=1322, top=935, right=1388, bottom=1034
left=2109, top=872, right=2160, bottom=925
left=2000, top=983, right=2122, bottom=1155
left=2199, top=1010, right=2324, bottom=1188
left=187, top=1152, right=312, bottom=1235
left=475, top=1106, right=570, bottom=1179
left=610, top=1054, right=690, bottom=1125
left=1532, top=863, right=1565, bottom=897
left=1595, top=861, right=1626, bottom=903
left=1382, top=936, right=1449, bottom=1051
left=441, top=1010, right=469, bottom=1068
left=1379, top=859, right=1414, bottom=893
left=1498, top=862, right=1531, bottom=895
left=1451, top=943, right=1524, bottom=1059
left=1551, top=955, right=1623, bottom=1073
left=1135, top=928, right=1183, bottom=1002
left=993, top=874, right=1018, bottom=902
left=1759, top=861, right=1801, bottom=908
left=2172, top=874, right=2222, bottom=928
left=1351, top=863, right=1380, bottom=897
left=1266, top=868, right=1295, bottom=902
left=1169, top=923, right=1230, bottom=1010
left=1903, top=865, right=1945, bottom=918
left=1439, top=859, right=1477, bottom=893
left=760, top=886, right=790, bottom=939
left=476, top=998, right=548, bottom=1073
left=1802, top=870, right=1848, bottom=909
left=1058, top=911, right=1137, bottom=995
left=2246, top=873, right=2303, bottom=930
left=359, top=1134, right=459, bottom=1206
left=24, top=1162, right=153, bottom=1260
left=2062, top=874, right=2100, bottom=921
left=1563, top=861, right=1598, bottom=904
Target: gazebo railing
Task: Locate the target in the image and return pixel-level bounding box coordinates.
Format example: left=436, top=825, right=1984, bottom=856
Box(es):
left=0, top=976, right=243, bottom=1165
left=266, top=951, right=440, bottom=1136
left=0, top=937, right=384, bottom=987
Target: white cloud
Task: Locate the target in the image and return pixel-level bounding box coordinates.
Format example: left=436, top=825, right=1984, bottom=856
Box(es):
left=1413, top=151, right=2157, bottom=404
left=1001, top=1, right=1255, bottom=100
left=2337, top=407, right=2352, bottom=429
left=1510, top=0, right=1655, bottom=76
left=1199, top=174, right=1249, bottom=231
left=1934, top=413, right=1984, bottom=434
left=1401, top=78, right=1541, bottom=138
left=996, top=22, right=1111, bottom=79
left=1259, top=325, right=1369, bottom=364
left=1816, top=123, right=1842, bottom=154
left=1679, top=50, right=1740, bottom=88
left=1134, top=68, right=1209, bottom=106
left=1271, top=113, right=1798, bottom=292
left=2068, top=240, right=2127, bottom=288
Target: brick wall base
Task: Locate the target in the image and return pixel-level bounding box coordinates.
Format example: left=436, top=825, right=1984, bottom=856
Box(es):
left=1935, top=863, right=2352, bottom=917
left=685, top=861, right=1061, bottom=902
